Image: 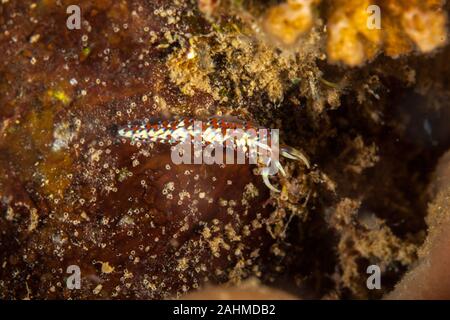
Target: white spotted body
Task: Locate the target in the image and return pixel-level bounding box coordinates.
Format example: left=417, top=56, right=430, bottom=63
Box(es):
left=118, top=117, right=310, bottom=192
left=118, top=118, right=267, bottom=151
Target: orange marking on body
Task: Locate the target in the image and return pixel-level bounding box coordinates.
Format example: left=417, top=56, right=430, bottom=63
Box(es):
left=211, top=118, right=219, bottom=129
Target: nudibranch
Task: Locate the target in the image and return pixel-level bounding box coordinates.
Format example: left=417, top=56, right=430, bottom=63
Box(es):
left=118, top=118, right=310, bottom=193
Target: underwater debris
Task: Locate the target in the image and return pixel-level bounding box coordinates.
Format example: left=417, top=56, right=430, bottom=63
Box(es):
left=327, top=0, right=448, bottom=66
left=326, top=0, right=382, bottom=66
left=198, top=0, right=221, bottom=17
left=199, top=0, right=448, bottom=66
left=166, top=16, right=324, bottom=105
left=262, top=0, right=321, bottom=47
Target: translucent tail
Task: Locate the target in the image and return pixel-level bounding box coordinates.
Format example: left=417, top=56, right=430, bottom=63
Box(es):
left=280, top=146, right=310, bottom=169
